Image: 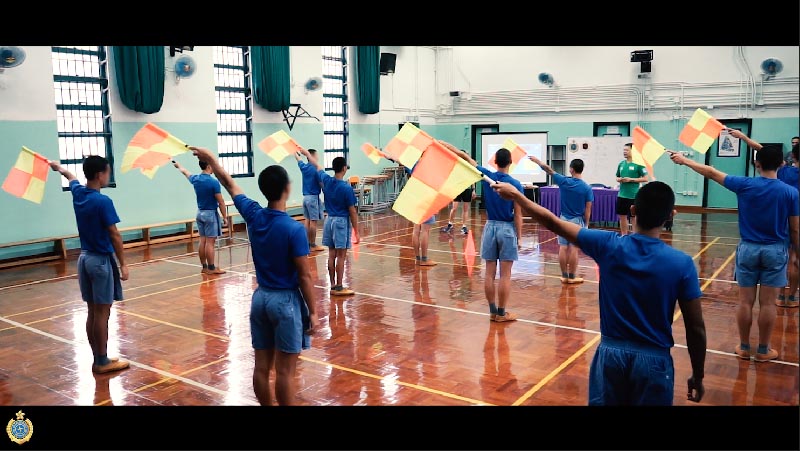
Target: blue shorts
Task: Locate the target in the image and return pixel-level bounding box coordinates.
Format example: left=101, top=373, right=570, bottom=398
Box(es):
left=77, top=251, right=123, bottom=305
left=196, top=209, right=221, bottom=237
left=250, top=287, right=311, bottom=353
left=589, top=337, right=674, bottom=406
left=735, top=241, right=789, bottom=288
left=422, top=215, right=436, bottom=225
left=481, top=220, right=518, bottom=261
left=557, top=215, right=586, bottom=246
left=303, top=194, right=323, bottom=221
left=322, top=216, right=351, bottom=249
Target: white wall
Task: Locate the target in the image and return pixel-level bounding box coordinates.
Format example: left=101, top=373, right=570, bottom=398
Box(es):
left=0, top=46, right=56, bottom=121
left=254, top=46, right=324, bottom=124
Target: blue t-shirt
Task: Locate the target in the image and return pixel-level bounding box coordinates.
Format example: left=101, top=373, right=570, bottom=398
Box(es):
left=577, top=229, right=703, bottom=349
left=553, top=173, right=594, bottom=220
left=477, top=166, right=524, bottom=222
left=188, top=173, right=221, bottom=210
left=319, top=171, right=357, bottom=217
left=233, top=194, right=309, bottom=289
left=724, top=175, right=800, bottom=244
left=69, top=180, right=120, bottom=254
left=298, top=161, right=321, bottom=196
left=777, top=165, right=799, bottom=192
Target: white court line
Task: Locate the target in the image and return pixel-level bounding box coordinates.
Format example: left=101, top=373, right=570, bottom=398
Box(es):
left=0, top=314, right=259, bottom=404
left=160, top=259, right=796, bottom=368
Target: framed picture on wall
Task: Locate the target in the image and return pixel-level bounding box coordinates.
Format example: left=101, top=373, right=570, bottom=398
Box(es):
left=717, top=128, right=740, bottom=157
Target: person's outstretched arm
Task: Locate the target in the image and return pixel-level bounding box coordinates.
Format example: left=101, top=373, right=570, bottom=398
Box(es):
left=678, top=296, right=706, bottom=402
left=299, top=147, right=324, bottom=171
left=529, top=155, right=555, bottom=175
left=439, top=141, right=478, bottom=167
left=669, top=151, right=727, bottom=186
left=492, top=182, right=582, bottom=244
left=189, top=147, right=244, bottom=198
left=728, top=128, right=763, bottom=151
left=49, top=161, right=77, bottom=183
left=172, top=161, right=192, bottom=179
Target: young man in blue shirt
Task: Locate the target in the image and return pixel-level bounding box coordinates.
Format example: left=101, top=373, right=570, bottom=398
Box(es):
left=49, top=156, right=130, bottom=374
left=777, top=143, right=799, bottom=307
left=529, top=156, right=593, bottom=284
left=189, top=146, right=318, bottom=406
left=173, top=160, right=228, bottom=274
left=300, top=148, right=360, bottom=296
left=492, top=180, right=707, bottom=405
left=441, top=142, right=524, bottom=322
left=671, top=136, right=800, bottom=361
left=294, top=148, right=325, bottom=253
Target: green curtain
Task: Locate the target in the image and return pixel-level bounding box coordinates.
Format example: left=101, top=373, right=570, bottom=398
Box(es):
left=356, top=46, right=380, bottom=114
left=251, top=46, right=290, bottom=112
left=112, top=46, right=165, bottom=114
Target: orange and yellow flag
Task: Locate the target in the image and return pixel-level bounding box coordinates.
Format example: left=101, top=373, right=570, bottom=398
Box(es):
left=258, top=130, right=302, bottom=163
left=121, top=123, right=188, bottom=179
left=2, top=146, right=49, bottom=204
left=361, top=143, right=384, bottom=165
left=679, top=108, right=725, bottom=153
left=384, top=122, right=434, bottom=168
left=489, top=137, right=537, bottom=173
left=631, top=126, right=665, bottom=177
left=392, top=140, right=483, bottom=224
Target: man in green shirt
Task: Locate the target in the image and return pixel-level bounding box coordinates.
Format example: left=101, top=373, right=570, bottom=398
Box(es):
left=615, top=143, right=649, bottom=235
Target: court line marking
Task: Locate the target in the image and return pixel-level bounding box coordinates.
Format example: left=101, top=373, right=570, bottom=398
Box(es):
left=102, top=305, right=488, bottom=406
left=692, top=237, right=720, bottom=261
left=0, top=314, right=257, bottom=404
left=509, top=235, right=725, bottom=405
left=673, top=250, right=737, bottom=322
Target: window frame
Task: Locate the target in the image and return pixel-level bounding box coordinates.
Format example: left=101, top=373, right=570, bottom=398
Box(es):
left=322, top=46, right=349, bottom=170
left=213, top=46, right=254, bottom=178
left=51, top=46, right=115, bottom=190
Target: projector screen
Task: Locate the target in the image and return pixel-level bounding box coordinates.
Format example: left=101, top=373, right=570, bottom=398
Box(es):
left=481, top=132, right=548, bottom=184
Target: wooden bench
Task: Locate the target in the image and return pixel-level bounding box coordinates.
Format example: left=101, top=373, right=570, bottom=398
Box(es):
left=0, top=204, right=304, bottom=269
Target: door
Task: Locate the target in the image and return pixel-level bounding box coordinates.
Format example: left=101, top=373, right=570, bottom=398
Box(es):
left=472, top=125, right=499, bottom=198
left=704, top=120, right=752, bottom=209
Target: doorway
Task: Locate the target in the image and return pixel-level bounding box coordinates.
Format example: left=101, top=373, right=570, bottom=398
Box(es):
left=704, top=119, right=753, bottom=209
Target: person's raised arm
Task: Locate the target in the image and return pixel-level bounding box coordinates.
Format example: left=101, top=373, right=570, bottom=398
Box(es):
left=678, top=296, right=706, bottom=402
left=49, top=161, right=77, bottom=183
left=189, top=146, right=244, bottom=198
left=728, top=128, right=762, bottom=151
left=172, top=160, right=192, bottom=179
left=669, top=151, right=727, bottom=186
left=293, top=255, right=318, bottom=334
left=299, top=147, right=323, bottom=171
left=108, top=225, right=129, bottom=281
left=492, top=182, right=582, bottom=244
left=529, top=155, right=555, bottom=175
left=439, top=141, right=478, bottom=167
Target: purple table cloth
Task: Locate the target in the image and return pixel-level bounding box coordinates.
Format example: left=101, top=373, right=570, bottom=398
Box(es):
left=539, top=186, right=619, bottom=223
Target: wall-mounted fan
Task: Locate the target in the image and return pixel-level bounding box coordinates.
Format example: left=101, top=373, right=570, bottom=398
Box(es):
left=538, top=72, right=554, bottom=87
left=0, top=46, right=26, bottom=73
left=304, top=77, right=322, bottom=93
left=760, top=58, right=783, bottom=80
left=174, top=55, right=196, bottom=83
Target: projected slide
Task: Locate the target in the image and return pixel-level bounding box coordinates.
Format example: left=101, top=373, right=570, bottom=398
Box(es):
left=481, top=132, right=548, bottom=184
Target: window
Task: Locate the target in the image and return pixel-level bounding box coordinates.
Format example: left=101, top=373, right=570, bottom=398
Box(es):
left=213, top=46, right=254, bottom=177
left=51, top=46, right=113, bottom=188
left=322, top=46, right=349, bottom=169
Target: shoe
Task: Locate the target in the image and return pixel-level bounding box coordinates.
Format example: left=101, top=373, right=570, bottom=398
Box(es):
left=734, top=345, right=751, bottom=360
left=419, top=260, right=437, bottom=267
left=201, top=268, right=210, bottom=274
left=560, top=277, right=568, bottom=284
left=566, top=277, right=584, bottom=284
left=207, top=268, right=226, bottom=275
left=785, top=299, right=799, bottom=308
left=92, top=359, right=130, bottom=374
left=493, top=312, right=518, bottom=323
left=754, top=348, right=779, bottom=362
left=442, top=224, right=453, bottom=233
left=776, top=295, right=787, bottom=307
left=331, top=287, right=355, bottom=296
left=311, top=245, right=326, bottom=252
left=460, top=226, right=468, bottom=235
left=489, top=314, right=497, bottom=321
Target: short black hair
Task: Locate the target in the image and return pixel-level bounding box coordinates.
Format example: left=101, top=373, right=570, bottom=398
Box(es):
left=495, top=148, right=511, bottom=168
left=332, top=156, right=347, bottom=173
left=307, top=148, right=317, bottom=155
left=756, top=146, right=783, bottom=171
left=624, top=143, right=633, bottom=149
left=792, top=136, right=799, bottom=141
left=198, top=161, right=209, bottom=170
left=570, top=159, right=585, bottom=174
left=83, top=155, right=109, bottom=181
left=257, top=165, right=290, bottom=202
left=634, top=181, right=674, bottom=230
left=792, top=144, right=799, bottom=161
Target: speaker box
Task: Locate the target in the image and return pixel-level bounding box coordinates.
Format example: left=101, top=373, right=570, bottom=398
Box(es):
left=640, top=61, right=652, bottom=73
left=380, top=53, right=397, bottom=75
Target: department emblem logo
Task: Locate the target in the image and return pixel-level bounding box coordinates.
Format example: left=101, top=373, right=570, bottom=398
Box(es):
left=6, top=411, right=33, bottom=445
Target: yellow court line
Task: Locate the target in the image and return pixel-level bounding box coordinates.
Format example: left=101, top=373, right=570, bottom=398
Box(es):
left=674, top=250, right=737, bottom=322
left=0, top=312, right=74, bottom=333
left=511, top=232, right=724, bottom=406
left=692, top=237, right=720, bottom=260
left=512, top=335, right=602, bottom=406
left=298, top=355, right=492, bottom=406
left=94, top=357, right=229, bottom=406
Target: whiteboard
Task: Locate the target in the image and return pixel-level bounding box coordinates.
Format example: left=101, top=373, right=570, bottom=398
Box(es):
left=565, top=136, right=631, bottom=189
left=481, top=132, right=548, bottom=184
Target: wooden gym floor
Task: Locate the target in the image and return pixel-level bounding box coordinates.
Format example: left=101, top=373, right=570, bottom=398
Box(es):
left=0, top=210, right=797, bottom=406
